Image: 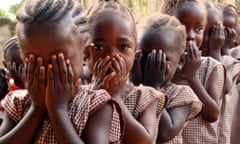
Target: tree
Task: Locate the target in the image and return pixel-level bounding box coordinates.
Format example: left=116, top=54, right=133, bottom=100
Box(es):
left=0, top=8, right=7, bottom=17
left=9, top=0, right=25, bottom=15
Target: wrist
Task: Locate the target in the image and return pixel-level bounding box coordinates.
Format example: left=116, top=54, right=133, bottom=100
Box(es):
left=30, top=104, right=46, bottom=115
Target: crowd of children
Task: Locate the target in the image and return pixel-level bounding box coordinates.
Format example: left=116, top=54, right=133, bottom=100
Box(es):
left=0, top=0, right=239, bottom=143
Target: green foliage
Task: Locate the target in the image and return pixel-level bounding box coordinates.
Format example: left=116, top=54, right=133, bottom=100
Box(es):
left=0, top=8, right=7, bottom=17
left=9, top=0, right=25, bottom=15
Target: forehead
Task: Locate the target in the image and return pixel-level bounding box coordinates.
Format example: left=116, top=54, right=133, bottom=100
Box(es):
left=91, top=11, right=135, bottom=39
left=224, top=15, right=237, bottom=28
left=206, top=8, right=222, bottom=30
left=176, top=2, right=206, bottom=24
left=17, top=21, right=83, bottom=63
left=140, top=30, right=179, bottom=53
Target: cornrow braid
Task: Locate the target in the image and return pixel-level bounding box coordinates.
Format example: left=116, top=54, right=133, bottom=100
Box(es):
left=137, top=14, right=187, bottom=54
left=2, top=36, right=19, bottom=60
left=16, top=0, right=89, bottom=45
left=161, top=0, right=203, bottom=15
left=86, top=0, right=136, bottom=36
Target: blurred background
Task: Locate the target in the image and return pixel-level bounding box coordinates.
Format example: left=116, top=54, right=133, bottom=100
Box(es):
left=0, top=0, right=239, bottom=68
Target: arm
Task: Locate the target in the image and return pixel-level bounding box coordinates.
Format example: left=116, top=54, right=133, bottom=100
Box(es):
left=115, top=98, right=157, bottom=144
left=45, top=53, right=84, bottom=144
left=157, top=105, right=191, bottom=143
left=82, top=103, right=113, bottom=144
left=0, top=105, right=45, bottom=144
left=187, top=71, right=220, bottom=122
left=48, top=108, right=84, bottom=144
left=0, top=54, right=47, bottom=143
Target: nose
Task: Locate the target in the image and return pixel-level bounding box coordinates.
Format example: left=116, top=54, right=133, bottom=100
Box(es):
left=107, top=48, right=118, bottom=57
left=187, top=29, right=196, bottom=41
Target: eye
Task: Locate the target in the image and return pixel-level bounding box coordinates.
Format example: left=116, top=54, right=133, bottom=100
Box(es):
left=119, top=44, right=130, bottom=50
left=195, top=25, right=204, bottom=33
left=94, top=44, right=104, bottom=51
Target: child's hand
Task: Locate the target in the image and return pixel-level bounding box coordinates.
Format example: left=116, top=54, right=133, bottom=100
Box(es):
left=92, top=56, right=112, bottom=90
left=129, top=50, right=143, bottom=85
left=224, top=27, right=237, bottom=48
left=143, top=50, right=169, bottom=89
left=105, top=55, right=129, bottom=98
left=25, top=54, right=46, bottom=110
left=183, top=42, right=201, bottom=79
left=6, top=62, right=25, bottom=88
left=45, top=53, right=75, bottom=110
left=209, top=23, right=225, bottom=52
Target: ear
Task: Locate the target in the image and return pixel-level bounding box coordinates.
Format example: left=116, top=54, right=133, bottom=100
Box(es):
left=84, top=45, right=92, bottom=62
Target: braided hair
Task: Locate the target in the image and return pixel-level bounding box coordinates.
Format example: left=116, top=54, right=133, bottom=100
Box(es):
left=2, top=36, right=20, bottom=61
left=137, top=14, right=187, bottom=54
left=16, top=0, right=89, bottom=44
left=162, top=0, right=205, bottom=16
left=86, top=0, right=136, bottom=38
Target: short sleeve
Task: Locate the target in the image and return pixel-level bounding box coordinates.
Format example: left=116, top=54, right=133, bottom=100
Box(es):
left=1, top=90, right=30, bottom=122
left=166, top=85, right=202, bottom=120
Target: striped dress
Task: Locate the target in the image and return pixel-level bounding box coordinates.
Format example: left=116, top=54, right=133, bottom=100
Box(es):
left=2, top=88, right=124, bottom=144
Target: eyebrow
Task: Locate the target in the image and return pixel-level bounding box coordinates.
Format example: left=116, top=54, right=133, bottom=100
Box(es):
left=93, top=37, right=134, bottom=42
left=117, top=36, right=133, bottom=42
left=93, top=38, right=105, bottom=43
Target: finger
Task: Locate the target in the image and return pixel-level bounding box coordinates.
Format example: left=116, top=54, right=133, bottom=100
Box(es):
left=27, top=54, right=36, bottom=85
left=51, top=54, right=61, bottom=86
left=112, top=56, right=121, bottom=75
left=39, top=66, right=46, bottom=90
left=220, top=24, right=225, bottom=38
left=156, top=50, right=161, bottom=69
left=18, top=64, right=23, bottom=80
left=100, top=60, right=112, bottom=79
left=162, top=52, right=167, bottom=77
left=33, top=57, right=43, bottom=89
left=93, top=58, right=102, bottom=76
left=12, top=62, right=17, bottom=75
left=58, top=53, right=68, bottom=84
left=24, top=57, right=29, bottom=83
left=66, top=59, right=74, bottom=85
left=188, top=43, right=193, bottom=60
left=103, top=72, right=116, bottom=91
left=47, top=64, right=54, bottom=88
left=216, top=23, right=221, bottom=35
left=99, top=56, right=111, bottom=71
left=150, top=50, right=156, bottom=69
left=145, top=53, right=151, bottom=70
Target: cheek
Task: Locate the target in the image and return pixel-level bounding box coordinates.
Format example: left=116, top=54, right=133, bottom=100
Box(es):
left=196, top=33, right=204, bottom=47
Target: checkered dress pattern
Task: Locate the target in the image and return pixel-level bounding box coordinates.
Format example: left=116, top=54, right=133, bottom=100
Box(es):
left=220, top=56, right=240, bottom=144
left=2, top=88, right=124, bottom=144
left=181, top=57, right=225, bottom=144
left=124, top=85, right=166, bottom=143
left=161, top=84, right=202, bottom=144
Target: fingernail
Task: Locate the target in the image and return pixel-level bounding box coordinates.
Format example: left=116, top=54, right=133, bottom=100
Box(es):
left=66, top=59, right=71, bottom=64
left=58, top=53, right=64, bottom=57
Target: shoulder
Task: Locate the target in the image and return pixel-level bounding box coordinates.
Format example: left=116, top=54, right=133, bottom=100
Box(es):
left=1, top=89, right=30, bottom=122
left=165, top=84, right=202, bottom=120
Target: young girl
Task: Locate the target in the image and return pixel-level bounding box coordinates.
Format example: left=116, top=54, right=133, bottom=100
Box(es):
left=134, top=13, right=202, bottom=144
left=0, top=0, right=124, bottom=143
left=0, top=36, right=25, bottom=126
left=219, top=3, right=239, bottom=55
left=2, top=36, right=25, bottom=94
left=85, top=0, right=166, bottom=143
left=162, top=0, right=225, bottom=143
